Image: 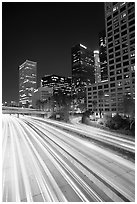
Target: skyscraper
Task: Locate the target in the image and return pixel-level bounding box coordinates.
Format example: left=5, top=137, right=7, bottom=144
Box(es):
left=71, top=43, right=95, bottom=102
left=94, top=50, right=101, bottom=83
left=105, top=2, right=135, bottom=112
left=19, top=60, right=37, bottom=107
left=99, top=30, right=108, bottom=81
left=87, top=2, right=135, bottom=116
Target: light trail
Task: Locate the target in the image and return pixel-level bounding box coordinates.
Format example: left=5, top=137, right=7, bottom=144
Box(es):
left=23, top=116, right=135, bottom=170
left=2, top=114, right=135, bottom=202
left=17, top=117, right=102, bottom=202
left=21, top=116, right=135, bottom=201
left=13, top=119, right=68, bottom=202
left=30, top=116, right=135, bottom=153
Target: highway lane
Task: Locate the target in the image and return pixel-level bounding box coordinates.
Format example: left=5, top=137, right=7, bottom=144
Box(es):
left=28, top=116, right=135, bottom=154
left=2, top=114, right=135, bottom=202
left=21, top=116, right=135, bottom=200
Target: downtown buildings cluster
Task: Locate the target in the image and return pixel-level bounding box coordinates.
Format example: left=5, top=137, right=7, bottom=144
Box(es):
left=6, top=2, right=135, bottom=117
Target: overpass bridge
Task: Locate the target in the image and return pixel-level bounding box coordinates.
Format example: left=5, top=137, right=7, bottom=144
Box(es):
left=2, top=106, right=49, bottom=117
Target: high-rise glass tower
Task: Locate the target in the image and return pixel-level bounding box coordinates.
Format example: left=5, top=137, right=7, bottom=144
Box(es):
left=19, top=60, right=37, bottom=107
left=71, top=43, right=95, bottom=102
left=94, top=50, right=101, bottom=83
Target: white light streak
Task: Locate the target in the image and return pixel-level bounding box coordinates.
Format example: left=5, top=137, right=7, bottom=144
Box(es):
left=80, top=44, right=87, bottom=49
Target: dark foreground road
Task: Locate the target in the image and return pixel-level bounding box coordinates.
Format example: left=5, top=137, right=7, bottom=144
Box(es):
left=2, top=114, right=135, bottom=202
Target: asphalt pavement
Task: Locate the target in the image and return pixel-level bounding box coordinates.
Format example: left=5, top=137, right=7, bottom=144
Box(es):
left=2, top=114, right=135, bottom=202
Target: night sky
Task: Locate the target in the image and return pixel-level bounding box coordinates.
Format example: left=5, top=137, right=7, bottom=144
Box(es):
left=2, top=2, right=105, bottom=103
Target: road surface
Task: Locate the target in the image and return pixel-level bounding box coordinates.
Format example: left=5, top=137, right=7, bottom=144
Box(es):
left=2, top=114, right=135, bottom=202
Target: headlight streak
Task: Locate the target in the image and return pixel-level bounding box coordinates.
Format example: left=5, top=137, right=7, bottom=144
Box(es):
left=24, top=116, right=135, bottom=171
left=9, top=121, right=21, bottom=202
left=10, top=121, right=33, bottom=202
left=12, top=118, right=68, bottom=202
left=71, top=116, right=134, bottom=141
left=32, top=116, right=135, bottom=153
left=26, top=124, right=114, bottom=202
left=11, top=118, right=64, bottom=202
left=2, top=114, right=135, bottom=202
left=17, top=119, right=97, bottom=202
left=2, top=116, right=8, bottom=168
left=21, top=117, right=134, bottom=201
left=45, top=145, right=103, bottom=202
left=2, top=116, right=15, bottom=201
left=53, top=122, right=135, bottom=153
left=23, top=120, right=113, bottom=201
left=2, top=115, right=68, bottom=202
left=21, top=119, right=116, bottom=201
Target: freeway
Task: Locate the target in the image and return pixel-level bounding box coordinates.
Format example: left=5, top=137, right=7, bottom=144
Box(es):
left=27, top=116, right=135, bottom=155
left=2, top=114, right=135, bottom=202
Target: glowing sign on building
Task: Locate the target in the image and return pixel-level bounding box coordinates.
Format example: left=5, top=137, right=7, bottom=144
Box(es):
left=80, top=44, right=87, bottom=49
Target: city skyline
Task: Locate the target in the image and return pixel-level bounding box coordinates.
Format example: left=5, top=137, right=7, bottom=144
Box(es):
left=2, top=2, right=105, bottom=103
left=2, top=3, right=135, bottom=201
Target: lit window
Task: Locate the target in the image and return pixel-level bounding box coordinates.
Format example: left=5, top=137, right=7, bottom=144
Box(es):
left=124, top=74, right=130, bottom=79
left=118, top=81, right=122, bottom=86
left=131, top=66, right=135, bottom=71
left=131, top=53, right=135, bottom=58
left=113, top=6, right=118, bottom=12
left=120, top=2, right=126, bottom=7
left=121, top=12, right=126, bottom=18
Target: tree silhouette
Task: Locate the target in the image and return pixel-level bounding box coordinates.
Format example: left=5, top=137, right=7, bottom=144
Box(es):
left=52, top=90, right=72, bottom=121
left=36, top=99, right=48, bottom=111
left=36, top=99, right=41, bottom=110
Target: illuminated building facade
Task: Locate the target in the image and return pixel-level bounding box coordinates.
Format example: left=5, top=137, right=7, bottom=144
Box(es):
left=99, top=30, right=108, bottom=81
left=71, top=43, right=95, bottom=102
left=87, top=2, right=135, bottom=116
left=94, top=50, right=101, bottom=83
left=41, top=74, right=72, bottom=97
left=19, top=60, right=37, bottom=107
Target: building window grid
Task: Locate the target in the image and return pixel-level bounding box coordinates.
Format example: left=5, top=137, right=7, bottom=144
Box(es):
left=121, top=23, right=127, bottom=31
left=128, top=13, right=135, bottom=21
left=128, top=19, right=135, bottom=27
left=110, top=11, right=134, bottom=58
left=122, top=54, right=129, bottom=61
left=128, top=7, right=135, bottom=15
left=88, top=3, right=135, bottom=114
left=108, top=29, right=133, bottom=77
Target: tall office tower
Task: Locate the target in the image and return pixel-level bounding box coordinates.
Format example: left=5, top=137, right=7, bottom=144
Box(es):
left=99, top=30, right=108, bottom=81
left=94, top=50, right=101, bottom=83
left=105, top=2, right=135, bottom=113
left=41, top=74, right=72, bottom=97
left=71, top=43, right=95, bottom=102
left=19, top=60, right=37, bottom=107
left=87, top=2, right=135, bottom=116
